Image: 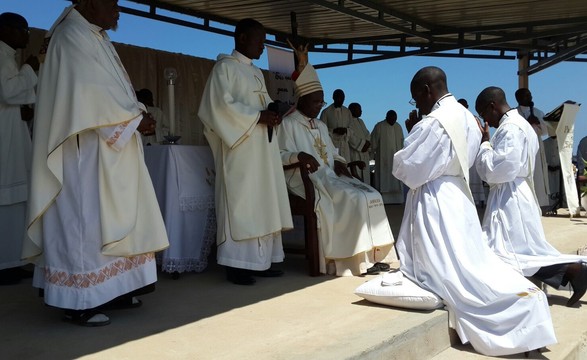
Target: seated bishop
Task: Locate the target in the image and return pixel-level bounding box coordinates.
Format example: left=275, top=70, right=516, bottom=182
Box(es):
left=277, top=61, right=396, bottom=276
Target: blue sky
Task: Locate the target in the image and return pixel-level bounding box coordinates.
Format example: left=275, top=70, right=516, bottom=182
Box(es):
left=5, top=0, right=587, bottom=152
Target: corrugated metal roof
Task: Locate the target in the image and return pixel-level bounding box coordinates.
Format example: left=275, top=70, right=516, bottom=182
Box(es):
left=122, top=0, right=587, bottom=72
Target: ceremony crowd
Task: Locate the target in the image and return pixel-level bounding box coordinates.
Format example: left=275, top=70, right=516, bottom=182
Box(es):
left=2, top=0, right=587, bottom=357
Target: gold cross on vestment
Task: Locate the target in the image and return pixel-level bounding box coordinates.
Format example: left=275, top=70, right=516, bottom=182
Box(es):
left=313, top=137, right=328, bottom=164
left=254, top=75, right=269, bottom=108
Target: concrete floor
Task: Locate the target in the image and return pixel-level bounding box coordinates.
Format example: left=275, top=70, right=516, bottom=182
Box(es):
left=1, top=205, right=587, bottom=360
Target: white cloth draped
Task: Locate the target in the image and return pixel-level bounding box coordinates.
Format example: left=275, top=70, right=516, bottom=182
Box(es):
left=0, top=41, right=35, bottom=270
left=393, top=95, right=556, bottom=356
left=279, top=110, right=395, bottom=276
left=320, top=105, right=353, bottom=161
left=143, top=146, right=216, bottom=273
left=371, top=120, right=404, bottom=204
left=476, top=110, right=586, bottom=276
left=25, top=7, right=168, bottom=309
left=198, top=50, right=292, bottom=271
left=34, top=132, right=158, bottom=309
left=26, top=8, right=168, bottom=260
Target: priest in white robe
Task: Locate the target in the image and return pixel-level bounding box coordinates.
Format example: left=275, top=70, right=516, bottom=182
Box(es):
left=370, top=110, right=404, bottom=204
left=475, top=86, right=587, bottom=307
left=515, top=88, right=551, bottom=208
left=278, top=63, right=395, bottom=276
left=136, top=88, right=169, bottom=145
left=198, top=19, right=293, bottom=285
left=24, top=1, right=169, bottom=326
left=320, top=89, right=353, bottom=161
left=393, top=67, right=556, bottom=356
left=0, top=13, right=37, bottom=285
left=347, top=102, right=371, bottom=185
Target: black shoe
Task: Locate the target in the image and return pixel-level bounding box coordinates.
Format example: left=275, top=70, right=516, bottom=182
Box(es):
left=251, top=268, right=284, bottom=277
left=226, top=267, right=256, bottom=285
left=365, top=262, right=391, bottom=275
left=567, top=263, right=587, bottom=307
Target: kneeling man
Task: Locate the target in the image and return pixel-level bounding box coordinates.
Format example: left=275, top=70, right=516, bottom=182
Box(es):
left=475, top=86, right=587, bottom=307
left=277, top=63, right=395, bottom=276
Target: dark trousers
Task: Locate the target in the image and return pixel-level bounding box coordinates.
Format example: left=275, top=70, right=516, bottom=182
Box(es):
left=530, top=263, right=569, bottom=289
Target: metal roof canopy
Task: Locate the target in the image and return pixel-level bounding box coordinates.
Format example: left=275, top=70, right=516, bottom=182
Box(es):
left=122, top=0, right=587, bottom=75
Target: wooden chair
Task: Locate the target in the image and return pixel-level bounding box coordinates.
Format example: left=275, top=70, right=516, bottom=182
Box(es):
left=283, top=160, right=366, bottom=276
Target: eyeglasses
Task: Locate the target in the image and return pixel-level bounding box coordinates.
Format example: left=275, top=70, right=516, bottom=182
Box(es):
left=409, top=98, right=416, bottom=106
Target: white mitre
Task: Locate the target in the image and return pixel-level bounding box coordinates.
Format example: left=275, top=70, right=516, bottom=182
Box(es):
left=293, top=64, right=323, bottom=98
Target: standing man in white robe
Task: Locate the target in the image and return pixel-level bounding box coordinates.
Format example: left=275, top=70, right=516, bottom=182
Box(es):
left=320, top=89, right=353, bottom=161
left=25, top=0, right=169, bottom=326
left=198, top=18, right=293, bottom=285
left=516, top=88, right=551, bottom=209
left=475, top=86, right=587, bottom=307
left=370, top=110, right=404, bottom=204
left=136, top=88, right=169, bottom=145
left=393, top=66, right=556, bottom=356
left=278, top=63, right=395, bottom=276
left=347, top=102, right=371, bottom=185
left=0, top=13, right=38, bottom=285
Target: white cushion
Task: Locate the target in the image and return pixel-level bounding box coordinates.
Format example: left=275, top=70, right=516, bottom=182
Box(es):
left=354, top=271, right=443, bottom=310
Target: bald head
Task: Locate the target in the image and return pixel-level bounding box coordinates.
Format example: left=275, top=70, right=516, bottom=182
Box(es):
left=411, top=66, right=448, bottom=94
left=332, top=89, right=345, bottom=107
left=0, top=12, right=29, bottom=49
left=348, top=102, right=361, bottom=118
left=385, top=110, right=397, bottom=125
left=0, top=12, right=27, bottom=29
left=476, top=87, right=506, bottom=110
left=410, top=66, right=449, bottom=115
left=514, top=87, right=533, bottom=107
left=75, top=0, right=120, bottom=31
left=475, top=86, right=510, bottom=128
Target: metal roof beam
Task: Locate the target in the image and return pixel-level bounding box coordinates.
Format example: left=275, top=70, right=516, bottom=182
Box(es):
left=524, top=39, right=587, bottom=75
left=314, top=25, right=587, bottom=68
left=120, top=5, right=233, bottom=37
left=349, top=0, right=438, bottom=31
left=303, top=0, right=433, bottom=40
left=119, top=5, right=288, bottom=47
left=444, top=16, right=587, bottom=35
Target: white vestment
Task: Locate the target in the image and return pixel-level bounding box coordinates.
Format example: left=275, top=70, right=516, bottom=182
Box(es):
left=348, top=116, right=371, bottom=185
left=278, top=110, right=395, bottom=276
left=198, top=50, right=292, bottom=271
left=142, top=105, right=169, bottom=145
left=370, top=120, right=404, bottom=204
left=0, top=41, right=35, bottom=270
left=517, top=106, right=550, bottom=207
left=393, top=95, right=556, bottom=356
left=476, top=110, right=586, bottom=276
left=320, top=104, right=353, bottom=161
left=25, top=7, right=168, bottom=309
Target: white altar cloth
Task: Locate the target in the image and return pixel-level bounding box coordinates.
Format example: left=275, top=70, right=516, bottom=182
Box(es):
left=144, top=145, right=216, bottom=273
